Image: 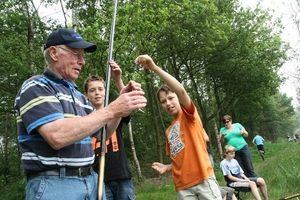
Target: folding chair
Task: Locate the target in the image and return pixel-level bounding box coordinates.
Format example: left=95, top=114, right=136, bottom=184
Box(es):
left=231, top=187, right=251, bottom=200
left=222, top=172, right=251, bottom=200
left=221, top=169, right=256, bottom=200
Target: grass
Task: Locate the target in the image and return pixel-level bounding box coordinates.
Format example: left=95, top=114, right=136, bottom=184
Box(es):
left=135, top=140, right=300, bottom=200
left=134, top=176, right=177, bottom=200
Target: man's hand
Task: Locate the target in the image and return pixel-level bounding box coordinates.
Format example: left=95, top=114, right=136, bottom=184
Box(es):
left=120, top=81, right=143, bottom=94
left=108, top=82, right=147, bottom=117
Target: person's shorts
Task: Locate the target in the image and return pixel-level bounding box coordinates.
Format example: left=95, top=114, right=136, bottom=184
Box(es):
left=177, top=175, right=222, bottom=200
left=228, top=177, right=258, bottom=187
left=220, top=187, right=235, bottom=200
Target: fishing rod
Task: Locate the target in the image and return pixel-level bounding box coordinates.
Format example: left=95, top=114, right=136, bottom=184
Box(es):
left=97, top=0, right=118, bottom=199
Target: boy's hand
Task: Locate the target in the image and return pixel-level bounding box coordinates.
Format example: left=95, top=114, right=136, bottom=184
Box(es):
left=109, top=60, right=122, bottom=81
left=135, top=55, right=156, bottom=70
left=152, top=162, right=169, bottom=175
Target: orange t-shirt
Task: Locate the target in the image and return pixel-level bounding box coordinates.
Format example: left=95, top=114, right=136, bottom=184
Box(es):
left=165, top=102, right=214, bottom=191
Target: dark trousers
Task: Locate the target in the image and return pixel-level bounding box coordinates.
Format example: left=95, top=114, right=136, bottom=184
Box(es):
left=234, top=145, right=257, bottom=177
left=256, top=144, right=265, bottom=153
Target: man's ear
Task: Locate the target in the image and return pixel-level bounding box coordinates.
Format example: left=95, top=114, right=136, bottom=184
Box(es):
left=49, top=46, right=59, bottom=61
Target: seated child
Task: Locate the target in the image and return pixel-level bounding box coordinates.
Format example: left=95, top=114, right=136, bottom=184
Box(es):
left=220, top=145, right=269, bottom=200
left=207, top=145, right=237, bottom=200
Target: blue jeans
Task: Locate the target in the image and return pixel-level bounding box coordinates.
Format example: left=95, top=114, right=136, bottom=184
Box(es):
left=234, top=145, right=257, bottom=177
left=26, top=168, right=106, bottom=200
left=105, top=179, right=136, bottom=200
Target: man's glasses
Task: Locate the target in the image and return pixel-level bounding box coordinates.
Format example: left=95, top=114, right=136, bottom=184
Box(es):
left=57, top=46, right=85, bottom=60
left=224, top=120, right=230, bottom=124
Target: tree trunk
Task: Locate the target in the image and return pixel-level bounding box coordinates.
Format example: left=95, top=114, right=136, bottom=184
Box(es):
left=3, top=113, right=8, bottom=183
left=155, top=97, right=165, bottom=163
left=128, top=121, right=142, bottom=180
left=60, top=0, right=68, bottom=28
left=72, top=6, right=77, bottom=30
left=144, top=70, right=163, bottom=163
left=213, top=118, right=223, bottom=160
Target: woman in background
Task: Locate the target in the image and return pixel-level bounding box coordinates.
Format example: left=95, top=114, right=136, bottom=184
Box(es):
left=219, top=115, right=256, bottom=177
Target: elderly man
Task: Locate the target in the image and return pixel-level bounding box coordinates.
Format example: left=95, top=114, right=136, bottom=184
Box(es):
left=15, top=28, right=146, bottom=200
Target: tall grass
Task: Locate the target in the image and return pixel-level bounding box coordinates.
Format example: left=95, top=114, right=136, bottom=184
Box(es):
left=135, top=140, right=300, bottom=199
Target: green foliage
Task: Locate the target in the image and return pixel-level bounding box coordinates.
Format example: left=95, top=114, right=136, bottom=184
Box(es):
left=0, top=175, right=25, bottom=200
left=235, top=92, right=296, bottom=143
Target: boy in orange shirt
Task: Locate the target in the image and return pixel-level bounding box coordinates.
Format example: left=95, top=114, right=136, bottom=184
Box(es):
left=135, top=55, right=222, bottom=200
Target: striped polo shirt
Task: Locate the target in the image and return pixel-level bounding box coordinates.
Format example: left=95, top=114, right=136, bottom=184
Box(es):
left=15, top=68, right=96, bottom=173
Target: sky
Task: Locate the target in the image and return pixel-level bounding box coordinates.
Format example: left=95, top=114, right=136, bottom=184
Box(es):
left=240, top=0, right=299, bottom=105
left=33, top=1, right=71, bottom=24
left=34, top=0, right=299, bottom=104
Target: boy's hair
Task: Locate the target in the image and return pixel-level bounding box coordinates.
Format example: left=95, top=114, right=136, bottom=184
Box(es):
left=83, top=75, right=105, bottom=93
left=156, top=84, right=173, bottom=101
left=224, top=145, right=235, bottom=154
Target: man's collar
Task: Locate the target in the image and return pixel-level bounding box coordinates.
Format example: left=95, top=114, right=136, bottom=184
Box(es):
left=43, top=68, right=78, bottom=88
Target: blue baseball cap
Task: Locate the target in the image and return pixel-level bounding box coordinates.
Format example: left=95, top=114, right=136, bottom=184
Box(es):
left=43, top=28, right=97, bottom=52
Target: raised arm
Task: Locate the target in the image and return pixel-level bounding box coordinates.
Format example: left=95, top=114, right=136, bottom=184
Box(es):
left=109, top=60, right=125, bottom=92
left=135, top=55, right=191, bottom=109
left=105, top=60, right=129, bottom=139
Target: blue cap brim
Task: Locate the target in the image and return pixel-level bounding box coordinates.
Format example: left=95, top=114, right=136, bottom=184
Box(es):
left=66, top=41, right=97, bottom=52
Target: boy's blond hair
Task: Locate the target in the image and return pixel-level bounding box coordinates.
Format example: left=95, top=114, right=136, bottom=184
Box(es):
left=224, top=145, right=235, bottom=154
